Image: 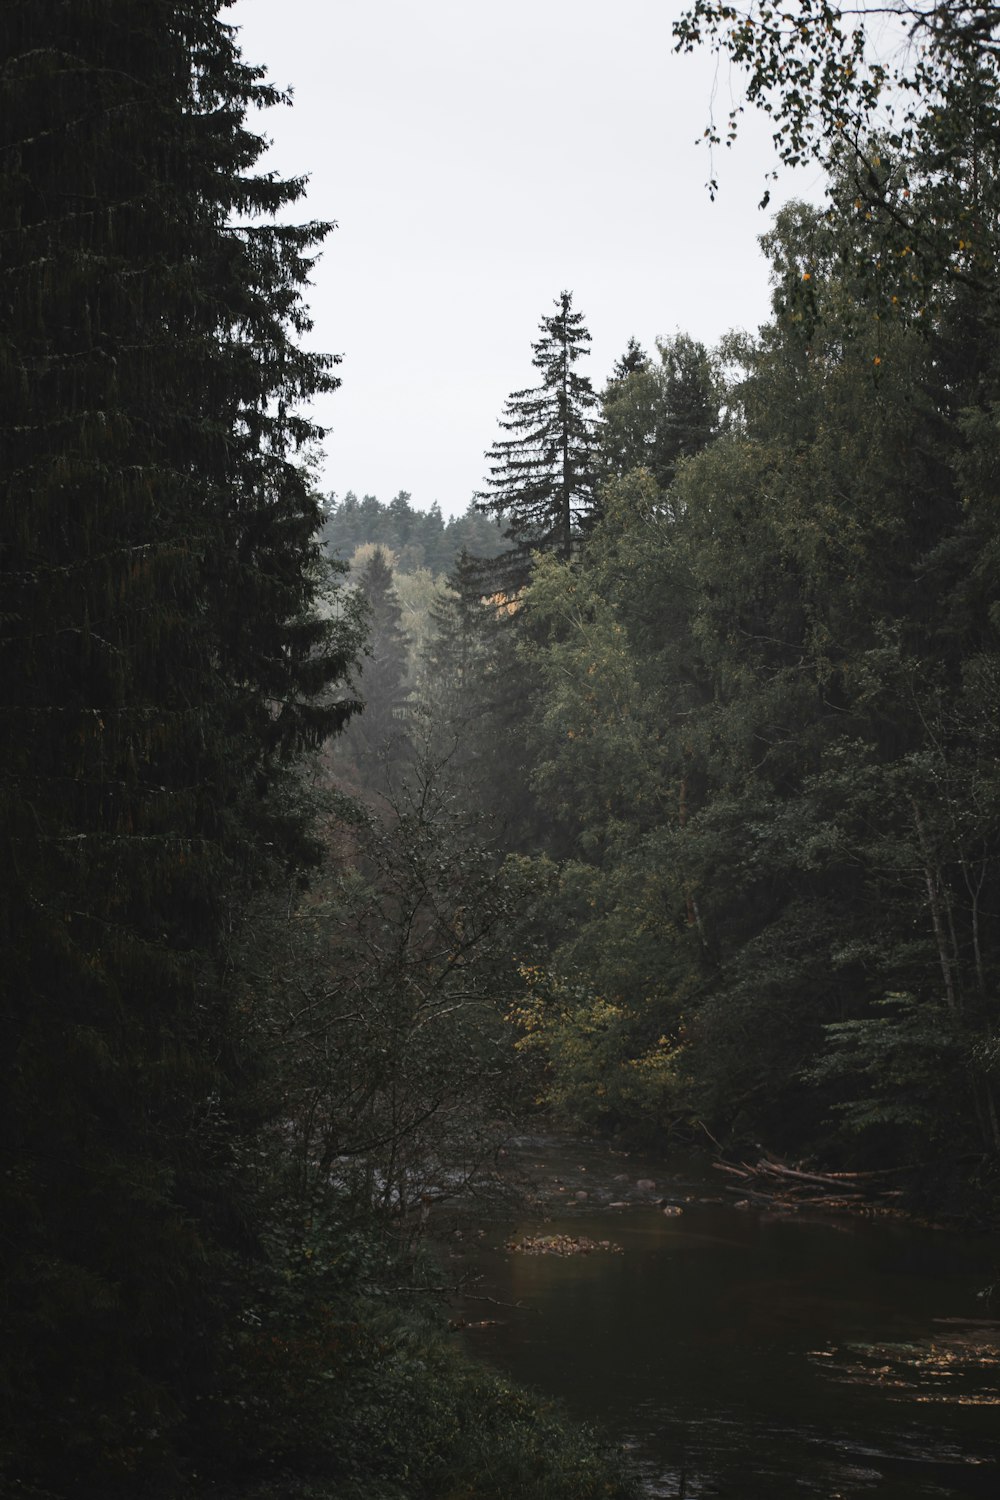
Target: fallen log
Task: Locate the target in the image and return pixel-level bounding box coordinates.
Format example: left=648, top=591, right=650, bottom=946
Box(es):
left=712, top=1153, right=913, bottom=1216
left=712, top=1160, right=864, bottom=1193
left=751, top=1160, right=866, bottom=1192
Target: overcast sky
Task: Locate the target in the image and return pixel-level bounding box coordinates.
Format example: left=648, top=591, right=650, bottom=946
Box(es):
left=229, top=0, right=826, bottom=517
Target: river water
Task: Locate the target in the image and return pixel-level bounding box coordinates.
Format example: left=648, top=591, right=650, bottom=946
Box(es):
left=446, top=1135, right=1000, bottom=1498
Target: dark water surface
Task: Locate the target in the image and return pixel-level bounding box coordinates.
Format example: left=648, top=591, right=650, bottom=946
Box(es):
left=449, top=1137, right=1000, bottom=1498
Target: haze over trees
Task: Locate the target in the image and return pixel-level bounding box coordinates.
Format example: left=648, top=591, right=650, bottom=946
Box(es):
left=336, top=112, right=1000, bottom=1198
left=320, top=490, right=509, bottom=575
left=0, top=5, right=634, bottom=1498
left=343, top=0, right=1000, bottom=1215
left=7, top=1, right=1000, bottom=1496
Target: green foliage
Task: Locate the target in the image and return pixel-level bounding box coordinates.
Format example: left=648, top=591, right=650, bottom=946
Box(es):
left=421, top=550, right=499, bottom=734
left=198, top=1206, right=638, bottom=1500
left=523, top=550, right=659, bottom=837
left=484, top=119, right=1000, bottom=1186
left=673, top=1, right=997, bottom=182
left=510, top=967, right=686, bottom=1133
left=0, top=3, right=364, bottom=1493
left=600, top=334, right=720, bottom=490
left=239, top=754, right=549, bottom=1217
left=804, top=994, right=967, bottom=1144
left=337, top=547, right=413, bottom=782
left=212, top=745, right=639, bottom=1499
left=674, top=1, right=1000, bottom=338
left=415, top=551, right=554, bottom=854
left=15, top=2, right=1000, bottom=1491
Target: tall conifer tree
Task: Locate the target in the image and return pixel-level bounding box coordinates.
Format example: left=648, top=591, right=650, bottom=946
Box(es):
left=477, top=291, right=598, bottom=566
left=0, top=3, right=359, bottom=1492
left=349, top=547, right=412, bottom=767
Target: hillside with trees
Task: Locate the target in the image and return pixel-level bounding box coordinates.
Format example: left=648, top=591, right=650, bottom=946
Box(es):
left=7, top=1, right=1000, bottom=1497
left=323, top=182, right=1000, bottom=1212
left=409, top=4, right=1000, bottom=1220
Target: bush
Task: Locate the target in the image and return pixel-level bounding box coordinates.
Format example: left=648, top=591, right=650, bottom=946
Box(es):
left=192, top=1209, right=637, bottom=1500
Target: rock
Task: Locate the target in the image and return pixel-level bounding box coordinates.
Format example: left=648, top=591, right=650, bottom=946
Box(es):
left=662, top=1204, right=684, bottom=1217
left=636, top=1178, right=656, bottom=1191
left=574, top=1190, right=588, bottom=1201
left=609, top=1201, right=629, bottom=1209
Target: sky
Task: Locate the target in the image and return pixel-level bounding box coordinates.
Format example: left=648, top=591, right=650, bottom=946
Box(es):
left=229, top=0, right=827, bottom=517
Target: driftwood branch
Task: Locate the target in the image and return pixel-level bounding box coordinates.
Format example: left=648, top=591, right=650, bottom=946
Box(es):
left=711, top=1155, right=920, bottom=1213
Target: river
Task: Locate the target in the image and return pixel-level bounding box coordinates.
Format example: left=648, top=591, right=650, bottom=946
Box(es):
left=444, top=1135, right=1000, bottom=1498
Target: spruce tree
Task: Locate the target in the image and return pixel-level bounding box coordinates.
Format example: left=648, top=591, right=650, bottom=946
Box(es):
left=422, top=549, right=497, bottom=766
left=600, top=334, right=719, bottom=491
left=477, top=291, right=598, bottom=565
left=0, top=3, right=359, bottom=1493
left=345, top=548, right=412, bottom=773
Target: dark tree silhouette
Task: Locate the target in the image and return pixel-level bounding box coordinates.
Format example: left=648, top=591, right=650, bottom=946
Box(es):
left=0, top=4, right=360, bottom=1492
left=477, top=291, right=598, bottom=564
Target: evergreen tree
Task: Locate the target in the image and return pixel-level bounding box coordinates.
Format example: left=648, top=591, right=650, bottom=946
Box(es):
left=0, top=3, right=360, bottom=1492
left=612, top=336, right=648, bottom=381
left=345, top=547, right=412, bottom=775
left=516, top=172, right=1000, bottom=1178
left=600, top=334, right=719, bottom=491
left=422, top=550, right=495, bottom=759
left=599, top=342, right=660, bottom=482
left=442, top=501, right=516, bottom=568
left=412, top=550, right=547, bottom=850
left=322, top=492, right=509, bottom=575
left=477, top=291, right=598, bottom=565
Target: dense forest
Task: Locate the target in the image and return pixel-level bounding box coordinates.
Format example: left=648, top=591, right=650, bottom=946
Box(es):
left=5, top=1, right=1000, bottom=1497
left=319, top=492, right=509, bottom=576
left=0, top=4, right=631, bottom=1497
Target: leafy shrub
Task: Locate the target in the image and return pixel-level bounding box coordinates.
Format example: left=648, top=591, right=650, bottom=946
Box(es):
left=193, top=1208, right=637, bottom=1500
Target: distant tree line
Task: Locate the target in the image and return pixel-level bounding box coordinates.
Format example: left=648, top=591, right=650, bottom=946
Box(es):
left=320, top=490, right=509, bottom=574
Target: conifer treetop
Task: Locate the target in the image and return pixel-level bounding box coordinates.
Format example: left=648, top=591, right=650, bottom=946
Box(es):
left=477, top=290, right=598, bottom=564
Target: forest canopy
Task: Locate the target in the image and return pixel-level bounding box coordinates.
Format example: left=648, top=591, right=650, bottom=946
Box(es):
left=6, top=2, right=1000, bottom=1497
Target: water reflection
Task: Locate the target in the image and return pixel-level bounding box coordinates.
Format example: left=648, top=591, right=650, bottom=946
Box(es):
left=452, top=1138, right=1000, bottom=1498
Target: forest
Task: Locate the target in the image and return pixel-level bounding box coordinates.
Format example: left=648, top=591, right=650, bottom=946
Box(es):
left=3, top=1, right=1000, bottom=1498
